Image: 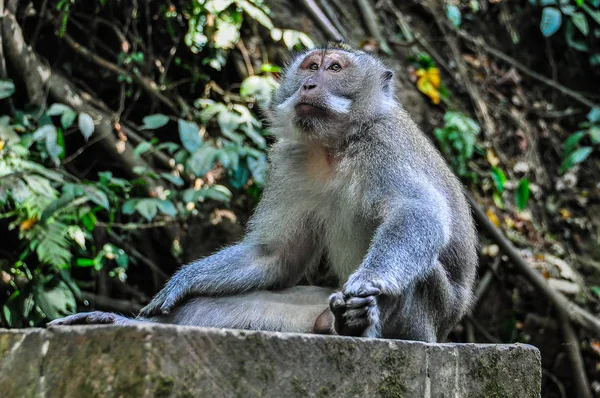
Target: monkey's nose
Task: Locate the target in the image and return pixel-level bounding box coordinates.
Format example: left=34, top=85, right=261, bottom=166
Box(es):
left=302, top=82, right=317, bottom=91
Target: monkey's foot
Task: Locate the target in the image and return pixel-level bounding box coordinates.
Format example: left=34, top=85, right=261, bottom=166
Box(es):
left=47, top=311, right=133, bottom=327
left=329, top=284, right=381, bottom=338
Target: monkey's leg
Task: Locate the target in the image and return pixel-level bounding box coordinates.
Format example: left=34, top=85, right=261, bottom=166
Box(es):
left=331, top=188, right=451, bottom=339
left=159, top=286, right=334, bottom=333
left=49, top=286, right=335, bottom=334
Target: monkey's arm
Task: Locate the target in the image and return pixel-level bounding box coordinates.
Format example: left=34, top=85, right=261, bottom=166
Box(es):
left=140, top=238, right=315, bottom=316
left=331, top=182, right=451, bottom=338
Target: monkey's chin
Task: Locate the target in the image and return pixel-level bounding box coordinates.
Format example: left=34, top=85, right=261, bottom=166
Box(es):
left=294, top=116, right=325, bottom=133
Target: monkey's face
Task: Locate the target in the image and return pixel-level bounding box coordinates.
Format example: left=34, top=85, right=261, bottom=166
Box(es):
left=269, top=47, right=395, bottom=143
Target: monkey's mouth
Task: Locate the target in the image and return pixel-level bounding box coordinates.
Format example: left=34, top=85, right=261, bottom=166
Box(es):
left=295, top=102, right=327, bottom=117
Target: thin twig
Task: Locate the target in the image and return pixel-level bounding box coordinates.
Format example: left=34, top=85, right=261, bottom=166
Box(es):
left=30, top=0, right=49, bottom=46
left=96, top=220, right=172, bottom=230
left=235, top=39, right=254, bottom=77
left=60, top=32, right=180, bottom=115
left=474, top=257, right=501, bottom=305
left=319, top=0, right=349, bottom=39
left=106, top=229, right=168, bottom=280
left=80, top=291, right=142, bottom=314
left=355, top=0, right=392, bottom=54
left=300, top=0, right=344, bottom=41
left=557, top=311, right=592, bottom=398
left=542, top=369, right=567, bottom=398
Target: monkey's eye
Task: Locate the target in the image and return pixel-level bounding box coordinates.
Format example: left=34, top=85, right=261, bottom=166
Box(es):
left=328, top=63, right=342, bottom=72
left=308, top=63, right=319, bottom=71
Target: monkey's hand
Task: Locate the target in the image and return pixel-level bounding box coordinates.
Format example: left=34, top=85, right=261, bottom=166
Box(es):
left=47, top=311, right=134, bottom=326
left=139, top=280, right=184, bottom=317
left=329, top=278, right=382, bottom=338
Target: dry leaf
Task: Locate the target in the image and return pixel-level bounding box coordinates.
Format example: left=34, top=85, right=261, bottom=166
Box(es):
left=416, top=67, right=441, bottom=104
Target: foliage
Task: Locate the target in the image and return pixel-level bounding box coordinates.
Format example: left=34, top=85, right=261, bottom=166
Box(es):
left=0, top=0, right=313, bottom=327
left=560, top=106, right=600, bottom=172
left=434, top=111, right=481, bottom=178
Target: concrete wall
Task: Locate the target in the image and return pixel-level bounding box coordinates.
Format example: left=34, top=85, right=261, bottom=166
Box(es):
left=0, top=324, right=541, bottom=397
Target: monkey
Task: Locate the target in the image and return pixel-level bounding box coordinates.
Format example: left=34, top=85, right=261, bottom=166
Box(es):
left=51, top=42, right=478, bottom=342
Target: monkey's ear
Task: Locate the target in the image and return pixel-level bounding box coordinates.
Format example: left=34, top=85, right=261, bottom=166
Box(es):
left=382, top=70, right=394, bottom=95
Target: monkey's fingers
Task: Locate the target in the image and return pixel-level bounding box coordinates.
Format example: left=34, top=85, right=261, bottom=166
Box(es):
left=328, top=291, right=346, bottom=316
left=47, top=311, right=119, bottom=326
left=140, top=288, right=177, bottom=317
left=344, top=295, right=377, bottom=309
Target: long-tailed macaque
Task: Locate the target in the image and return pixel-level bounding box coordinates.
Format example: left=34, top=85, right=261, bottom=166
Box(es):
left=50, top=43, right=478, bottom=342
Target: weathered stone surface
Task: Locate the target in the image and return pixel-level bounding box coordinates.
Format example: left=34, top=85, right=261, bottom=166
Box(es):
left=0, top=325, right=540, bottom=398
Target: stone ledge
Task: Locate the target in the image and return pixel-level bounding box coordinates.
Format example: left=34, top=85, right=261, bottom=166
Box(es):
left=0, top=325, right=540, bottom=398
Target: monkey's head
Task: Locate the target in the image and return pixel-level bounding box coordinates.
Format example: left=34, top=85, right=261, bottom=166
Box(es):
left=268, top=43, right=396, bottom=143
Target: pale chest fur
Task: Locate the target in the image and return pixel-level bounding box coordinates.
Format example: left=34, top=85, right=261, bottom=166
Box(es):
left=299, top=143, right=374, bottom=281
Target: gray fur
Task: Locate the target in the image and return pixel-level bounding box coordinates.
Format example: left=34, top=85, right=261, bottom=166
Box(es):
left=134, top=44, right=479, bottom=342
left=48, top=286, right=334, bottom=334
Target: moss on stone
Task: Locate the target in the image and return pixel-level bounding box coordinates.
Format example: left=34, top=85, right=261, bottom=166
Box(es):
left=291, top=376, right=308, bottom=397
left=377, top=351, right=407, bottom=398
left=154, top=375, right=175, bottom=398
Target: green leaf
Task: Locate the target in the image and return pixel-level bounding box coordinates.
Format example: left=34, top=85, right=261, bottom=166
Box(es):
left=446, top=5, right=462, bottom=28
left=247, top=155, right=267, bottom=186
left=135, top=199, right=158, bottom=221
left=217, top=110, right=242, bottom=140
left=515, top=179, right=530, bottom=212
left=260, top=64, right=282, bottom=73
left=0, top=80, right=15, bottom=99
left=133, top=141, right=153, bottom=157
left=156, top=200, right=177, bottom=217
left=46, top=103, right=73, bottom=116
left=228, top=163, right=249, bottom=189
left=562, top=130, right=586, bottom=157
left=33, top=125, right=63, bottom=167
left=178, top=119, right=203, bottom=153
left=589, top=126, right=600, bottom=144
left=565, top=20, right=589, bottom=51
left=490, top=167, right=507, bottom=193
left=78, top=113, right=95, bottom=141
left=571, top=12, right=589, bottom=35
left=122, top=199, right=138, bottom=214
left=82, top=185, right=109, bottom=210
left=76, top=258, right=96, bottom=267
left=561, top=146, right=593, bottom=172
left=61, top=110, right=77, bottom=129
left=142, top=114, right=169, bottom=129
left=240, top=75, right=278, bottom=108
left=187, top=144, right=219, bottom=176
left=80, top=212, right=97, bottom=231
left=160, top=173, right=184, bottom=186
left=582, top=4, right=600, bottom=25
left=156, top=142, right=180, bottom=154
left=541, top=7, right=562, bottom=37
left=41, top=192, right=76, bottom=222
left=238, top=0, right=274, bottom=29
left=24, top=175, right=56, bottom=197
left=34, top=279, right=76, bottom=320
left=204, top=185, right=232, bottom=202
left=3, top=305, right=12, bottom=327
left=588, top=107, right=600, bottom=123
